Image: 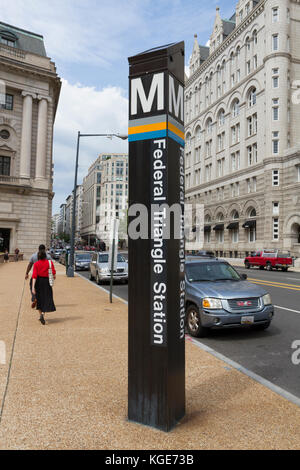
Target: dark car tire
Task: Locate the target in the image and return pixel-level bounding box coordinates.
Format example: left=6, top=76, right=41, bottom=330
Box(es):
left=266, top=262, right=272, bottom=271
left=282, top=267, right=288, bottom=272
left=253, top=321, right=271, bottom=331
left=186, top=305, right=209, bottom=338
left=245, top=261, right=251, bottom=269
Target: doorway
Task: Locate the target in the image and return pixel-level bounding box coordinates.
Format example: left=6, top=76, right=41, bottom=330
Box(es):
left=0, top=228, right=10, bottom=252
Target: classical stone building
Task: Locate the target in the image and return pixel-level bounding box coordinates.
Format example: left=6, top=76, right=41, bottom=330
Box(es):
left=0, top=22, right=61, bottom=258
left=185, top=0, right=300, bottom=258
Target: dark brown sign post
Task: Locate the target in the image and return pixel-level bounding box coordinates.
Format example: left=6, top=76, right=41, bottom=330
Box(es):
left=128, top=42, right=185, bottom=432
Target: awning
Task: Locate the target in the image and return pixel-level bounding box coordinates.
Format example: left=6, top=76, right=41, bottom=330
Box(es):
left=227, top=222, right=239, bottom=230
left=243, top=220, right=256, bottom=229
left=204, top=225, right=211, bottom=233
left=213, top=224, right=224, bottom=231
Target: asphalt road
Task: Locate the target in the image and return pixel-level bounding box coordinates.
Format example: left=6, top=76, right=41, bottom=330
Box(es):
left=80, top=265, right=300, bottom=399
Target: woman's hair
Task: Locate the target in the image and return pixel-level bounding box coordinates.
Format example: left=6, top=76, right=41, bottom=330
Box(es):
left=38, top=248, right=47, bottom=260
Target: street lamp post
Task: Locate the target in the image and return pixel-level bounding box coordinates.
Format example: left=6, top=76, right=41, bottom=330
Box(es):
left=67, top=131, right=128, bottom=278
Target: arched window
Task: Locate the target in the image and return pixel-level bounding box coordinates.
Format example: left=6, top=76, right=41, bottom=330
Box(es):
left=206, top=118, right=213, bottom=135
left=215, top=213, right=225, bottom=243
left=186, top=132, right=192, bottom=149
left=195, top=126, right=201, bottom=142
left=248, top=87, right=257, bottom=107
left=253, top=30, right=258, bottom=45
left=232, top=99, right=240, bottom=117
left=232, top=210, right=239, bottom=220
left=249, top=208, right=257, bottom=218
left=205, top=214, right=211, bottom=224
left=218, top=109, right=225, bottom=126
left=245, top=36, right=251, bottom=53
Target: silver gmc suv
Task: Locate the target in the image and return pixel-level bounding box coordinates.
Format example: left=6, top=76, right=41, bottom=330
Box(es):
left=185, top=257, right=274, bottom=337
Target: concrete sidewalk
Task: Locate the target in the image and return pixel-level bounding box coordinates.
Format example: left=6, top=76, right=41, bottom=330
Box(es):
left=0, top=261, right=299, bottom=450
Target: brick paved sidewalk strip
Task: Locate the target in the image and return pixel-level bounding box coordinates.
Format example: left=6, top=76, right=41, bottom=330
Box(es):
left=0, top=261, right=299, bottom=450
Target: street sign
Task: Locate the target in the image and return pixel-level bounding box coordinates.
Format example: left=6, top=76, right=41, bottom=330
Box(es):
left=128, top=42, right=185, bottom=432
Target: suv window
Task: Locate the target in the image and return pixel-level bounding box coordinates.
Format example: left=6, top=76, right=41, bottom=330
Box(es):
left=186, top=262, right=241, bottom=282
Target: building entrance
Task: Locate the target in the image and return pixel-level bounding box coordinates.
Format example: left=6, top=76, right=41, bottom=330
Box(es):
left=0, top=228, right=10, bottom=252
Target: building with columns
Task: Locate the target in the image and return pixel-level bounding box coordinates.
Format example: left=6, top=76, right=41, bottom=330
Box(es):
left=0, top=22, right=61, bottom=258
left=185, top=0, right=300, bottom=259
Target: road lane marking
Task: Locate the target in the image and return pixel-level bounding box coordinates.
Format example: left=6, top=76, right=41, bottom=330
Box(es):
left=275, top=305, right=300, bottom=314
left=248, top=278, right=300, bottom=291
left=189, top=338, right=300, bottom=408
left=248, top=277, right=300, bottom=288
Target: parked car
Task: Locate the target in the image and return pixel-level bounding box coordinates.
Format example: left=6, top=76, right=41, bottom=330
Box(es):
left=244, top=249, right=293, bottom=271
left=75, top=251, right=93, bottom=271
left=90, top=252, right=128, bottom=284
left=185, top=257, right=274, bottom=337
left=52, top=249, right=63, bottom=260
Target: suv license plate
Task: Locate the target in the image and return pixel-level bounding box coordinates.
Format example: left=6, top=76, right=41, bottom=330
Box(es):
left=241, top=316, right=254, bottom=325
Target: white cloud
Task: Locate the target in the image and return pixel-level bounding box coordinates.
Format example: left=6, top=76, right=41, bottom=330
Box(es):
left=53, top=79, right=128, bottom=212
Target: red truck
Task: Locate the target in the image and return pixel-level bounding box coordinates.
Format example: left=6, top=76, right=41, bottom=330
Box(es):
left=244, top=249, right=293, bottom=272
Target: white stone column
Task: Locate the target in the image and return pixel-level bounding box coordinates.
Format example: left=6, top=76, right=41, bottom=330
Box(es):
left=20, top=92, right=36, bottom=179
left=35, top=96, right=51, bottom=180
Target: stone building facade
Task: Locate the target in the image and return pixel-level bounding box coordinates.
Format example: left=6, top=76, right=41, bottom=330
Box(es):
left=81, top=153, right=128, bottom=246
left=64, top=185, right=83, bottom=242
left=0, top=22, right=61, bottom=258
left=185, top=0, right=300, bottom=258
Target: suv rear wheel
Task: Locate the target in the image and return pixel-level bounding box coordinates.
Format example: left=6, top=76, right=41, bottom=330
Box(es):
left=245, top=261, right=251, bottom=269
left=186, top=305, right=208, bottom=338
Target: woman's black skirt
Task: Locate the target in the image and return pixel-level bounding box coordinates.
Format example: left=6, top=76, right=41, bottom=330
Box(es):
left=36, top=277, right=56, bottom=313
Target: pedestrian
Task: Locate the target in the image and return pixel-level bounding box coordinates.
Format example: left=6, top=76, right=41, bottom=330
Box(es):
left=31, top=247, right=56, bottom=325
left=25, top=245, right=52, bottom=309
left=14, top=248, right=20, bottom=262
left=4, top=249, right=9, bottom=263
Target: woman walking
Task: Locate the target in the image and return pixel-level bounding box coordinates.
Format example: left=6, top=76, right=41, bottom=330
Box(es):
left=32, top=247, right=56, bottom=325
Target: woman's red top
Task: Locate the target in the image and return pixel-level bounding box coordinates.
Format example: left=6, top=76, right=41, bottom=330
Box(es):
left=32, top=260, right=56, bottom=279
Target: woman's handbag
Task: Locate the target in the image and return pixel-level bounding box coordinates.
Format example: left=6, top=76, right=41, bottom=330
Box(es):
left=48, top=260, right=54, bottom=287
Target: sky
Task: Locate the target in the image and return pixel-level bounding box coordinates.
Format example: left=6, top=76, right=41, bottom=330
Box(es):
left=0, top=0, right=235, bottom=213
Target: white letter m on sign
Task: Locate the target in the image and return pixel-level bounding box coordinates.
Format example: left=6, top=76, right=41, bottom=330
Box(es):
left=169, top=75, right=183, bottom=122
left=131, top=73, right=164, bottom=116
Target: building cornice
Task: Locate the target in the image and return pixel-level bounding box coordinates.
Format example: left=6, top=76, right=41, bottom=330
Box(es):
left=0, top=56, right=61, bottom=112
left=186, top=0, right=265, bottom=87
